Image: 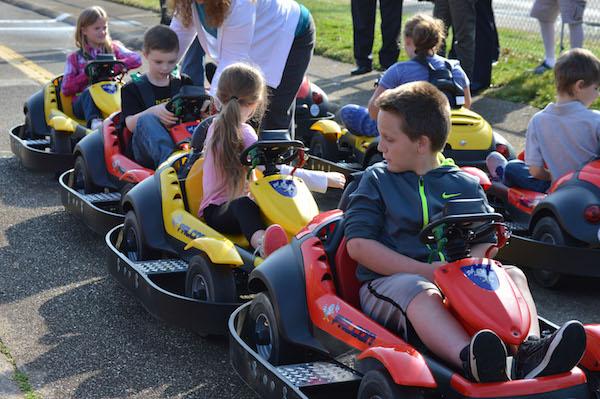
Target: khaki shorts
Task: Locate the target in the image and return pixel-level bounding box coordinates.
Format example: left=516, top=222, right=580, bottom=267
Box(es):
left=531, top=0, right=587, bottom=24
left=359, top=265, right=522, bottom=340
left=359, top=273, right=438, bottom=340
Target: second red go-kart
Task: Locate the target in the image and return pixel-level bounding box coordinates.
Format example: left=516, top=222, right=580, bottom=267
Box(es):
left=59, top=85, right=211, bottom=235
left=229, top=199, right=600, bottom=399
left=487, top=156, right=600, bottom=288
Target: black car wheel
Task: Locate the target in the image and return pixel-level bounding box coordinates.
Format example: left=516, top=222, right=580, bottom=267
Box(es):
left=309, top=132, right=338, bottom=161
left=119, top=183, right=135, bottom=211
left=185, top=254, right=237, bottom=302
left=69, top=156, right=99, bottom=194
left=358, top=370, right=424, bottom=399
left=121, top=211, right=157, bottom=261
left=19, top=110, right=34, bottom=139
left=50, top=129, right=72, bottom=154
left=530, top=216, right=575, bottom=288
left=248, top=292, right=299, bottom=365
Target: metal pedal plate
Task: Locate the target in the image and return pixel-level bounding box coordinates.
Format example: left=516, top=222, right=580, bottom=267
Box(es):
left=276, top=361, right=361, bottom=388
left=134, top=259, right=188, bottom=275
left=335, top=161, right=362, bottom=169
left=80, top=191, right=121, bottom=204
left=506, top=221, right=529, bottom=234
left=23, top=138, right=50, bottom=146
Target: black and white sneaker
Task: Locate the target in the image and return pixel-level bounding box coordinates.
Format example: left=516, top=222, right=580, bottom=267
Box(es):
left=533, top=61, right=553, bottom=75
left=515, top=320, right=586, bottom=379
left=462, top=330, right=510, bottom=383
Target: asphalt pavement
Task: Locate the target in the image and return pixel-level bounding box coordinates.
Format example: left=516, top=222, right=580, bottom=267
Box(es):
left=0, top=1, right=598, bottom=399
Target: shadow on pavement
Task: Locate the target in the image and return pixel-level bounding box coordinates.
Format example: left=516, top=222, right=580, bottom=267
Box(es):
left=0, top=157, right=62, bottom=209
left=0, top=211, right=105, bottom=305
left=0, top=212, right=256, bottom=398
left=27, top=279, right=255, bottom=398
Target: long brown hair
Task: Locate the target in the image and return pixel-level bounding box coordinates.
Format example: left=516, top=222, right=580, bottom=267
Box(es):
left=404, top=14, right=446, bottom=58
left=75, top=6, right=113, bottom=54
left=207, top=63, right=267, bottom=203
left=168, top=0, right=232, bottom=28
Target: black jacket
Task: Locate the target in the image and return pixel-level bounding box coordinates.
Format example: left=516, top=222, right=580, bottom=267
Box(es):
left=345, top=161, right=493, bottom=282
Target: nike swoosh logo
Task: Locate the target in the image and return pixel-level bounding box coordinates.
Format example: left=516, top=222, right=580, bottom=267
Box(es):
left=442, top=192, right=461, bottom=199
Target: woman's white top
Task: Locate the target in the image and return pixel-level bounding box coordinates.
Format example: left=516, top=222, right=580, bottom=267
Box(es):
left=171, top=0, right=301, bottom=96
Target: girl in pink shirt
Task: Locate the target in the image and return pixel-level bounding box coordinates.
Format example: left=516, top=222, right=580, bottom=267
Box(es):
left=62, top=6, right=141, bottom=129
left=200, top=62, right=344, bottom=257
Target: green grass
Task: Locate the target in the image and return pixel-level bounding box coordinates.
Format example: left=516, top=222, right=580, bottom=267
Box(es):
left=108, top=0, right=600, bottom=109
left=0, top=340, right=41, bottom=399
left=108, top=0, right=158, bottom=11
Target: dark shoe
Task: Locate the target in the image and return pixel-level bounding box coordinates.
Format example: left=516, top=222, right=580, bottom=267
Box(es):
left=461, top=330, right=510, bottom=382
left=533, top=61, right=553, bottom=75
left=515, top=320, right=586, bottom=379
left=350, top=65, right=372, bottom=76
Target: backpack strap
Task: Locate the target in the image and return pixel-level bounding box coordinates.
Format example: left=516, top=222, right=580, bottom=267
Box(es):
left=131, top=73, right=156, bottom=109
left=77, top=48, right=93, bottom=61
left=413, top=55, right=436, bottom=72
left=170, top=76, right=182, bottom=98
left=412, top=56, right=464, bottom=108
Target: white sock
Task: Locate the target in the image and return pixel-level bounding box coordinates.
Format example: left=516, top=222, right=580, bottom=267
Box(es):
left=539, top=21, right=556, bottom=67
left=569, top=23, right=584, bottom=48
left=486, top=151, right=508, bottom=179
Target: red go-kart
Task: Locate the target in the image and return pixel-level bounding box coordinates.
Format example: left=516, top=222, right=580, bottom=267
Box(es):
left=59, top=85, right=212, bottom=235
left=486, top=155, right=600, bottom=288
left=229, top=200, right=600, bottom=399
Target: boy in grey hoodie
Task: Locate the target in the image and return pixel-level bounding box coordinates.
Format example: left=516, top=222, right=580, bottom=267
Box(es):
left=345, top=81, right=586, bottom=382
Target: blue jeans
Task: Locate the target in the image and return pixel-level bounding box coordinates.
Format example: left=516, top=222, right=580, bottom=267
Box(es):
left=73, top=88, right=101, bottom=127
left=132, top=114, right=175, bottom=169
left=503, top=160, right=550, bottom=193
left=339, top=104, right=379, bottom=137
left=180, top=37, right=205, bottom=86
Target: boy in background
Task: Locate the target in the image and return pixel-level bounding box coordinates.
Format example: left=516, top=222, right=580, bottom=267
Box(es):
left=487, top=48, right=600, bottom=192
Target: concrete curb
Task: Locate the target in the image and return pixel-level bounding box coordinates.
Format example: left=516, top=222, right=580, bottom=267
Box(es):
left=0, top=354, right=23, bottom=399
left=1, top=0, right=146, bottom=50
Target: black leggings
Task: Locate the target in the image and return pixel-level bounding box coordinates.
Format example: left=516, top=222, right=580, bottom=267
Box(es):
left=203, top=197, right=265, bottom=244
left=262, top=17, right=315, bottom=132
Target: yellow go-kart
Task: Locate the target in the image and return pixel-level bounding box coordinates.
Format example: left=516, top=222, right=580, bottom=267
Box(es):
left=9, top=54, right=127, bottom=173
left=105, top=130, right=320, bottom=335
left=307, top=107, right=515, bottom=171
left=305, top=65, right=515, bottom=172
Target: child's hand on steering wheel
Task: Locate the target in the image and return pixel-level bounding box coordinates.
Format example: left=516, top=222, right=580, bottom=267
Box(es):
left=150, top=103, right=178, bottom=127
left=326, top=172, right=346, bottom=189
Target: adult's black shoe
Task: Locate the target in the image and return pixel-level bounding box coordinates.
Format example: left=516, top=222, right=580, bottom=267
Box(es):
left=350, top=65, right=372, bottom=76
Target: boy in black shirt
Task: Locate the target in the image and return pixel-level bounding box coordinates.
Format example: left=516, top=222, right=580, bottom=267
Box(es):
left=121, top=25, right=194, bottom=168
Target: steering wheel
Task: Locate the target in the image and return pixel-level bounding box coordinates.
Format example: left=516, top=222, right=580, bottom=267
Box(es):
left=419, top=212, right=504, bottom=246
left=165, top=86, right=212, bottom=122
left=240, top=140, right=305, bottom=166
left=85, top=59, right=127, bottom=83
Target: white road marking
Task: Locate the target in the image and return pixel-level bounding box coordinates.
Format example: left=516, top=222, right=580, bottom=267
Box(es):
left=0, top=13, right=71, bottom=23
left=0, top=78, right=39, bottom=87
left=0, top=26, right=73, bottom=31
